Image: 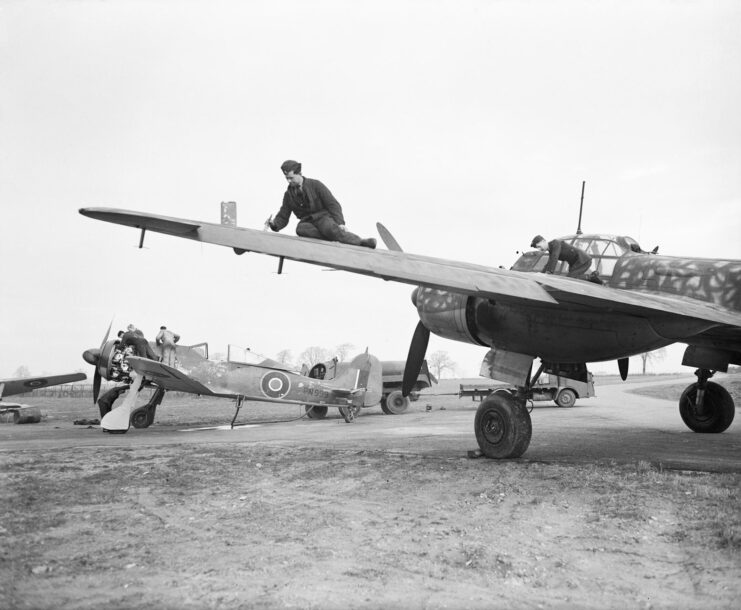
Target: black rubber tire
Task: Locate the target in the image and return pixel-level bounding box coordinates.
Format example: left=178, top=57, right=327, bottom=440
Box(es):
left=679, top=381, right=735, bottom=433
left=305, top=405, right=328, bottom=419
left=380, top=397, right=392, bottom=414
left=339, top=405, right=360, bottom=423
left=555, top=389, right=577, bottom=408
left=131, top=408, right=151, bottom=429
left=474, top=392, right=532, bottom=459
left=384, top=390, right=409, bottom=415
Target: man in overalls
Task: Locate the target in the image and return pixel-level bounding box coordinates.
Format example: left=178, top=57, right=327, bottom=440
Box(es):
left=156, top=326, right=180, bottom=367
left=266, top=160, right=376, bottom=248
left=531, top=235, right=594, bottom=279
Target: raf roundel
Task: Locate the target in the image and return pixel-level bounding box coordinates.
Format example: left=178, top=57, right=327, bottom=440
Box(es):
left=260, top=371, right=291, bottom=399
left=24, top=379, right=48, bottom=388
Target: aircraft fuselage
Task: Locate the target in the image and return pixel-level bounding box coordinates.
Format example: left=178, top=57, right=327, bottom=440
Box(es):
left=413, top=233, right=741, bottom=366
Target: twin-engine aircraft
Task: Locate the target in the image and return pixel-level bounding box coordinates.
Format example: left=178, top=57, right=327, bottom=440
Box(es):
left=79, top=207, right=741, bottom=457
left=82, top=330, right=382, bottom=433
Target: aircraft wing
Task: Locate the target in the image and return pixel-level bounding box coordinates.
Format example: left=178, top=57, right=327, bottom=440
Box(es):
left=125, top=358, right=231, bottom=397
left=79, top=208, right=741, bottom=330
left=126, top=357, right=356, bottom=408
left=0, top=373, right=87, bottom=398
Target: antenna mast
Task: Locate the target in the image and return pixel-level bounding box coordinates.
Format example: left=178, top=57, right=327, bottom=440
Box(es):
left=576, top=180, right=585, bottom=235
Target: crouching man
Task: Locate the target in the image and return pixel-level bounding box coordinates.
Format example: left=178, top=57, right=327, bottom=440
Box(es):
left=266, top=160, right=376, bottom=248
left=531, top=235, right=602, bottom=284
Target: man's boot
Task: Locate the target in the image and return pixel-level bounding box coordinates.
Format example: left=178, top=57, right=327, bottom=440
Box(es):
left=360, top=238, right=377, bottom=249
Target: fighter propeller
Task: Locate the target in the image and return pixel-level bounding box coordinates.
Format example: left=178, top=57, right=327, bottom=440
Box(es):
left=81, top=320, right=113, bottom=404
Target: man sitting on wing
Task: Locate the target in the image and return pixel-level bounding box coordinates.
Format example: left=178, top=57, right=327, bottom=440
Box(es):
left=265, top=160, right=376, bottom=248
left=531, top=235, right=601, bottom=283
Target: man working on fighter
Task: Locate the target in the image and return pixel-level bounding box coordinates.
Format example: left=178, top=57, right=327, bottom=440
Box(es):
left=265, top=160, right=376, bottom=248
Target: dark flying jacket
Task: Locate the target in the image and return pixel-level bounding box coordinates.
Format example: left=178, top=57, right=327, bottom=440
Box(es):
left=545, top=239, right=591, bottom=273
left=272, top=177, right=345, bottom=231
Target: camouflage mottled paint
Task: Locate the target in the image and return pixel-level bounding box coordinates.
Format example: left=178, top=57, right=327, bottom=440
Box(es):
left=414, top=288, right=482, bottom=346
left=414, top=284, right=675, bottom=362
left=610, top=255, right=741, bottom=312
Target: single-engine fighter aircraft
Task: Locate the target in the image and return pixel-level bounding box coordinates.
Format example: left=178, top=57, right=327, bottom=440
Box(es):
left=82, top=324, right=213, bottom=427
left=82, top=328, right=382, bottom=433
left=79, top=207, right=741, bottom=457
left=0, top=372, right=87, bottom=423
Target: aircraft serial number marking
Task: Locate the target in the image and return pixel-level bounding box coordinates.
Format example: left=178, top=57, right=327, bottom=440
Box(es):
left=298, top=385, right=331, bottom=399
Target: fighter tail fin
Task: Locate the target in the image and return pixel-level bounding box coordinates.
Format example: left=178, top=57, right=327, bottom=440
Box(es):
left=333, top=352, right=383, bottom=407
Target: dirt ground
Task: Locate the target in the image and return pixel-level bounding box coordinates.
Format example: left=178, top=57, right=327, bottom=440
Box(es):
left=2, top=380, right=740, bottom=609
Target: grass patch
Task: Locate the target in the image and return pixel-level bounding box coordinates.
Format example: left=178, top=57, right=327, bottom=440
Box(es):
left=629, top=379, right=741, bottom=402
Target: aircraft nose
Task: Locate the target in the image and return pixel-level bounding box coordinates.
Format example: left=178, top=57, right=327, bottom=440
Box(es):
left=411, top=287, right=419, bottom=308
left=82, top=348, right=101, bottom=366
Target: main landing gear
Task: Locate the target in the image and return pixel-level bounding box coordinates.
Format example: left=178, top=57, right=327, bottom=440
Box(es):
left=474, top=389, right=532, bottom=459
left=97, top=384, right=165, bottom=429
left=473, top=361, right=552, bottom=459
left=130, top=386, right=166, bottom=429
left=679, top=369, right=735, bottom=433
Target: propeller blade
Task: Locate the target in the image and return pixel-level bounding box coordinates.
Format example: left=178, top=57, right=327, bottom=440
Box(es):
left=402, top=321, right=430, bottom=396
left=618, top=357, right=629, bottom=381
left=376, top=222, right=404, bottom=252
left=100, top=319, right=113, bottom=349
left=93, top=370, right=101, bottom=404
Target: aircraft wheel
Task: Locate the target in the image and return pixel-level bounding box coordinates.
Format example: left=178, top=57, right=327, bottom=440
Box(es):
left=380, top=397, right=391, bottom=414
left=555, top=389, right=576, bottom=408
left=679, top=381, right=735, bottom=433
left=130, top=407, right=151, bottom=429
left=474, top=392, right=532, bottom=459
left=305, top=405, right=328, bottom=419
left=338, top=405, right=360, bottom=423
left=384, top=390, right=410, bottom=415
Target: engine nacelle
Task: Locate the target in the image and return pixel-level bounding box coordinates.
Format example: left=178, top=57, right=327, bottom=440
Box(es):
left=412, top=285, right=676, bottom=362
left=412, top=287, right=487, bottom=347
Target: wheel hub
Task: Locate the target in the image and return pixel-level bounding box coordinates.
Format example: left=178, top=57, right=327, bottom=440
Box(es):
left=482, top=411, right=506, bottom=444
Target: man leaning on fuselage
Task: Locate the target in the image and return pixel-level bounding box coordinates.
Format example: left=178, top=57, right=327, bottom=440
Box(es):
left=531, top=235, right=602, bottom=284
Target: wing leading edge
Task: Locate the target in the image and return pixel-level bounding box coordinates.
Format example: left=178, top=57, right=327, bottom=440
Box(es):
left=79, top=207, right=741, bottom=329
left=80, top=207, right=556, bottom=306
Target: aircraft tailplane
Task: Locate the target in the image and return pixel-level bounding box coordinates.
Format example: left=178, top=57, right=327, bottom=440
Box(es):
left=334, top=352, right=383, bottom=407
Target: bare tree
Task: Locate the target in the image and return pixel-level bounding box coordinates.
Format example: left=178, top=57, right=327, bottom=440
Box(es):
left=299, top=346, right=332, bottom=367
left=639, top=348, right=667, bottom=374
left=275, top=349, right=294, bottom=368
left=335, top=343, right=355, bottom=363
left=13, top=365, right=31, bottom=378
left=427, top=350, right=457, bottom=379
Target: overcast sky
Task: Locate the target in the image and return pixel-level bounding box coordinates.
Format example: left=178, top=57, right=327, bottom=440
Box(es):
left=1, top=0, right=740, bottom=380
